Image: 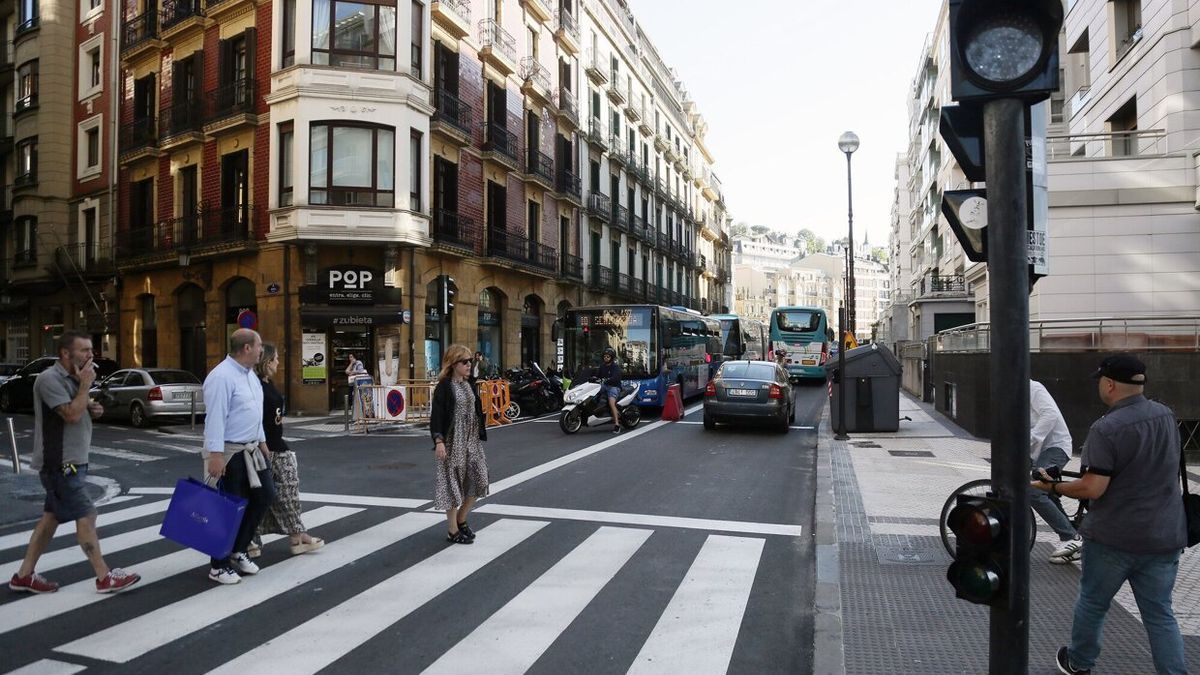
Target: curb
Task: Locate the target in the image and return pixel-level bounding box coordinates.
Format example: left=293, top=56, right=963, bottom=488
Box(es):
left=812, top=406, right=845, bottom=675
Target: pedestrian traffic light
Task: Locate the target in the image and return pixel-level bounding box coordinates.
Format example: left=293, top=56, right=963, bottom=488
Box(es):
left=942, top=189, right=989, bottom=263
left=939, top=105, right=986, bottom=183
left=440, top=275, right=457, bottom=315
left=946, top=494, right=1010, bottom=607
left=948, top=0, right=1063, bottom=104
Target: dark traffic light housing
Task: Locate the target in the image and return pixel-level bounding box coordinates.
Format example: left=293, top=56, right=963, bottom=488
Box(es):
left=439, top=275, right=457, bottom=315
left=948, top=0, right=1063, bottom=104
left=946, top=494, right=1010, bottom=607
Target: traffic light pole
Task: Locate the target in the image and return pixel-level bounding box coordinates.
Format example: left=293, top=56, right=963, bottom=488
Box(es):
left=983, top=97, right=1032, bottom=675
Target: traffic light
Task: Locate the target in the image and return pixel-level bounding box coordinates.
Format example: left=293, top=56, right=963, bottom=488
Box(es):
left=946, top=494, right=1010, bottom=607
left=439, top=275, right=457, bottom=315
left=948, top=0, right=1063, bottom=104
left=939, top=105, right=986, bottom=183
left=942, top=189, right=988, bottom=263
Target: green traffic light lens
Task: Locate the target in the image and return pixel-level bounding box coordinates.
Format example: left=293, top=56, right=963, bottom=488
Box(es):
left=949, top=562, right=1002, bottom=603
left=963, top=12, right=1043, bottom=84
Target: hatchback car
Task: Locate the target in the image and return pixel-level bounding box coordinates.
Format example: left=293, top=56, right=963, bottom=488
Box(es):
left=93, top=368, right=206, bottom=427
left=702, top=360, right=795, bottom=433
left=0, top=356, right=120, bottom=413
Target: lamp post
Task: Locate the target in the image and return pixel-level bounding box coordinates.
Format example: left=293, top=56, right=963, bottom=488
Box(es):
left=838, top=131, right=859, bottom=337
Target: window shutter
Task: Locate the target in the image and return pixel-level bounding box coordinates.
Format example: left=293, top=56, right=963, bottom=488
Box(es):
left=244, top=27, right=257, bottom=83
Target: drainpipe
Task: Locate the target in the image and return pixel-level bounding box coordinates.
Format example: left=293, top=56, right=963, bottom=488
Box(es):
left=106, top=0, right=120, bottom=348
left=283, top=244, right=292, bottom=409
left=408, top=247, right=416, bottom=380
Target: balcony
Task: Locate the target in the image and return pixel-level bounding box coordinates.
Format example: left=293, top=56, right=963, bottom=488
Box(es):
left=613, top=204, right=631, bottom=234
left=431, top=209, right=480, bottom=254
left=560, top=253, right=583, bottom=281
left=431, top=0, right=471, bottom=39
left=482, top=123, right=519, bottom=170
left=121, top=11, right=161, bottom=60
left=1045, top=128, right=1167, bottom=160
left=486, top=229, right=557, bottom=275
left=553, top=9, right=580, bottom=54
left=631, top=278, right=646, bottom=301
left=555, top=169, right=582, bottom=204
left=630, top=160, right=650, bottom=186
left=587, top=193, right=611, bottom=222
left=159, top=0, right=205, bottom=40
left=116, top=204, right=259, bottom=264
left=519, top=57, right=552, bottom=106
left=657, top=230, right=669, bottom=251
left=521, top=0, right=552, bottom=23
left=586, top=118, right=607, bottom=150
left=589, top=265, right=613, bottom=291
left=15, top=17, right=39, bottom=40
left=916, top=273, right=967, bottom=297
left=653, top=132, right=668, bottom=153
left=555, top=87, right=579, bottom=128
left=616, top=272, right=633, bottom=297
left=654, top=177, right=668, bottom=198
left=631, top=215, right=648, bottom=242
left=524, top=147, right=555, bottom=190
left=607, top=71, right=627, bottom=105
left=608, top=138, right=628, bottom=166
left=205, top=78, right=256, bottom=133
left=159, top=101, right=206, bottom=149
left=119, top=118, right=159, bottom=163
left=625, top=93, right=641, bottom=122
left=638, top=103, right=653, bottom=135
left=14, top=93, right=37, bottom=115
left=53, top=244, right=114, bottom=279
left=478, top=19, right=518, bottom=76
left=432, top=89, right=473, bottom=145
left=585, top=49, right=608, bottom=84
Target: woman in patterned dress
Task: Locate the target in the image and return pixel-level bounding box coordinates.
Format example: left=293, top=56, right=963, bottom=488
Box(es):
left=429, top=344, right=490, bottom=544
left=254, top=343, right=324, bottom=556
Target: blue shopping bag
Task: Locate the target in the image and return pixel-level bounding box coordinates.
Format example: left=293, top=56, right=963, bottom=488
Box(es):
left=159, top=477, right=247, bottom=559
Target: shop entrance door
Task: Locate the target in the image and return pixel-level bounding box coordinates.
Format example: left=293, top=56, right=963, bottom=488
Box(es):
left=330, top=325, right=373, bottom=410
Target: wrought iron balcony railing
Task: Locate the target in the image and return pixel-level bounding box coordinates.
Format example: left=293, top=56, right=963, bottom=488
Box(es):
left=587, top=193, right=611, bottom=221
left=519, top=57, right=551, bottom=91
left=561, top=253, right=583, bottom=280
left=525, top=147, right=554, bottom=184
left=160, top=0, right=202, bottom=31
left=160, top=100, right=204, bottom=138
left=433, top=88, right=473, bottom=135
left=554, top=8, right=579, bottom=40
left=478, top=19, right=517, bottom=63
left=432, top=209, right=479, bottom=250
left=487, top=228, right=557, bottom=273
left=121, top=11, right=158, bottom=52
left=120, top=118, right=158, bottom=153
left=556, top=169, right=581, bottom=198
left=207, top=78, right=255, bottom=122
left=483, top=123, right=518, bottom=161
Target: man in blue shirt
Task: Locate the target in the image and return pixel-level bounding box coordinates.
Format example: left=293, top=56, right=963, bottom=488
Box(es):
left=202, top=328, right=276, bottom=585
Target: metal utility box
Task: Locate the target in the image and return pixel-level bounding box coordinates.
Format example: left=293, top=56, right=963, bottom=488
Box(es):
left=830, top=343, right=903, bottom=433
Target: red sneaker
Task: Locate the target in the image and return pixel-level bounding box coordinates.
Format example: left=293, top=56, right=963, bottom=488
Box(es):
left=95, top=568, right=141, bottom=594
left=9, top=572, right=59, bottom=594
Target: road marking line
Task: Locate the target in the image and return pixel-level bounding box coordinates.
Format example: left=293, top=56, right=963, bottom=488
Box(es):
left=54, top=512, right=445, bottom=663
left=424, top=526, right=652, bottom=674
left=629, top=534, right=765, bottom=674
left=207, top=519, right=549, bottom=675
left=124, top=439, right=197, bottom=454
left=472, top=503, right=803, bottom=538
left=90, top=447, right=165, bottom=462
left=0, top=501, right=170, bottom=553
left=97, top=495, right=142, bottom=506
left=127, top=488, right=430, bottom=509
left=5, top=659, right=87, bottom=675
left=0, top=506, right=361, bottom=636
left=1, top=523, right=164, bottom=574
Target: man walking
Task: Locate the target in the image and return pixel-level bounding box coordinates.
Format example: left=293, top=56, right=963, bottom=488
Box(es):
left=203, top=328, right=275, bottom=585
left=1029, top=380, right=1082, bottom=563
left=8, top=332, right=141, bottom=594
left=1033, top=354, right=1187, bottom=675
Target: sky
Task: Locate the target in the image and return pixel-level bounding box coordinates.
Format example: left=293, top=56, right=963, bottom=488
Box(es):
left=628, top=0, right=945, bottom=249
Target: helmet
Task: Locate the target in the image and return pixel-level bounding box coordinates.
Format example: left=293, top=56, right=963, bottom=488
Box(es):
left=602, top=347, right=616, bottom=360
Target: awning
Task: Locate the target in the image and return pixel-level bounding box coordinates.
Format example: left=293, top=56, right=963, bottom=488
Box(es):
left=300, top=305, right=408, bottom=329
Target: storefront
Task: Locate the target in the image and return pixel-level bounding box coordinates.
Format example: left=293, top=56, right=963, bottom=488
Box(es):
left=299, top=264, right=407, bottom=409
left=477, top=288, right=503, bottom=373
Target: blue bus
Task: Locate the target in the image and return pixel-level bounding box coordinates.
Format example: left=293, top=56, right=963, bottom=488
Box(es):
left=562, top=305, right=721, bottom=407
left=710, top=314, right=768, bottom=361
left=768, top=306, right=834, bottom=381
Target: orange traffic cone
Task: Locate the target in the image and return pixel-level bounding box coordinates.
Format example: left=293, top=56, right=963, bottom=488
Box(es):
left=661, top=383, right=684, bottom=421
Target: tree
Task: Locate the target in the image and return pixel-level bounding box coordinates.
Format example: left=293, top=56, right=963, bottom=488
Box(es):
left=730, top=221, right=749, bottom=238
left=750, top=224, right=770, bottom=237
left=870, top=247, right=888, bottom=265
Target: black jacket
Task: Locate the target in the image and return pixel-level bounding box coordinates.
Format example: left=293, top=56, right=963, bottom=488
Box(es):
left=429, top=378, right=488, bottom=448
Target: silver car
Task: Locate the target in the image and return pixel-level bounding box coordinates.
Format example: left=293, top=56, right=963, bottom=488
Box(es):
left=702, top=360, right=796, bottom=433
left=94, top=368, right=206, bottom=427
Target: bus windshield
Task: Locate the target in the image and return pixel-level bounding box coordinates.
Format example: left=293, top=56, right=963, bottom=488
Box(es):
left=718, top=319, right=742, bottom=356
left=564, top=307, right=656, bottom=380
left=775, top=310, right=823, bottom=333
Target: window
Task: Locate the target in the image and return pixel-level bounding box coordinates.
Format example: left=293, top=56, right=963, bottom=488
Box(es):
left=16, top=61, right=38, bottom=112
left=409, top=129, right=422, bottom=210
left=78, top=36, right=104, bottom=99
left=282, top=0, right=296, bottom=67
left=82, top=207, right=98, bottom=265
left=279, top=123, right=294, bottom=206
left=1107, top=97, right=1138, bottom=157
left=410, top=1, right=423, bottom=77
left=86, top=128, right=100, bottom=170
left=78, top=116, right=102, bottom=178
left=15, top=216, right=37, bottom=264
left=17, top=0, right=38, bottom=32
left=312, top=0, right=397, bottom=71
left=16, top=138, right=37, bottom=186
left=309, top=123, right=395, bottom=207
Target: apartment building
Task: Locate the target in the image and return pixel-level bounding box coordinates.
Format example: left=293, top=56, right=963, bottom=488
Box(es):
left=1, top=0, right=115, bottom=363
left=732, top=234, right=799, bottom=271
left=875, top=153, right=914, bottom=348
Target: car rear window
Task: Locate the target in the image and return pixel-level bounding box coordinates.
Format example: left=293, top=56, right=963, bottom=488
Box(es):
left=720, top=363, right=777, bottom=380
left=0, top=364, right=19, bottom=376
left=150, top=370, right=201, bottom=385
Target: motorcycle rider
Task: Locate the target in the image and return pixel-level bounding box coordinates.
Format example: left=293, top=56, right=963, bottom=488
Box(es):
left=597, top=347, right=623, bottom=434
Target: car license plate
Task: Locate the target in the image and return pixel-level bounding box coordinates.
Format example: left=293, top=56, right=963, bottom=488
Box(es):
left=728, top=389, right=755, bottom=397
left=802, top=359, right=816, bottom=365
left=173, top=391, right=192, bottom=401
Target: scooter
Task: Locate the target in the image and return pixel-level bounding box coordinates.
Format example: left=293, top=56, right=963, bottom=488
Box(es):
left=504, top=362, right=563, bottom=419
left=558, top=379, right=642, bottom=434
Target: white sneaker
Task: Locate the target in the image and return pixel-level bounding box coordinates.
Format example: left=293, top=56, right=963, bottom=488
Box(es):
left=230, top=552, right=259, bottom=575
left=1050, top=536, right=1083, bottom=563
left=208, top=567, right=242, bottom=585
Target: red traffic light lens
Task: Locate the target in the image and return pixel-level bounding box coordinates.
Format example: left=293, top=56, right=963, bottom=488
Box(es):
left=948, top=499, right=1004, bottom=547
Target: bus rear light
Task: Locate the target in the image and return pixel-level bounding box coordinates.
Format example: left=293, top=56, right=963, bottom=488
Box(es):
left=705, top=382, right=717, bottom=397
left=768, top=384, right=784, bottom=399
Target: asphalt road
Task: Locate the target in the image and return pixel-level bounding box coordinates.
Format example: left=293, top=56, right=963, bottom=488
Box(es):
left=0, top=383, right=826, bottom=674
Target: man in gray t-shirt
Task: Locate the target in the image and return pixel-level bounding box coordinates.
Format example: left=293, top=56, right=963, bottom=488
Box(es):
left=1033, top=354, right=1186, bottom=675
left=8, top=332, right=140, bottom=596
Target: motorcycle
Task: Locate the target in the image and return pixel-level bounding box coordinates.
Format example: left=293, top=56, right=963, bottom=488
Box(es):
left=504, top=362, right=563, bottom=419
left=558, top=379, right=642, bottom=434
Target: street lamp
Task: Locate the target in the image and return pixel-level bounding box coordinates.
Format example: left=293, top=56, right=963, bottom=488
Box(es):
left=837, top=131, right=859, bottom=337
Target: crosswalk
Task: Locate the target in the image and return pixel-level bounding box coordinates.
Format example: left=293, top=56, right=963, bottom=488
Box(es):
left=0, top=492, right=805, bottom=674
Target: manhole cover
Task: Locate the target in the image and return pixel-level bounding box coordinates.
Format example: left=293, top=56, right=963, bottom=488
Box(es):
left=888, top=450, right=934, bottom=458
left=876, top=546, right=945, bottom=565
left=851, top=442, right=883, bottom=448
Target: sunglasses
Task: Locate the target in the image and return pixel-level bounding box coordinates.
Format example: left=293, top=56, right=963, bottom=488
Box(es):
left=457, top=358, right=473, bottom=366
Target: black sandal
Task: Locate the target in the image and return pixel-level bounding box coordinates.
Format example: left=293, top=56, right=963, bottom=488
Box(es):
left=446, top=530, right=472, bottom=544
left=457, top=522, right=476, bottom=541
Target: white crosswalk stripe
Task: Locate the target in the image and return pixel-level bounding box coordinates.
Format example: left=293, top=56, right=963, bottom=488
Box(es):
left=0, top=499, right=166, bottom=553
left=0, top=491, right=797, bottom=674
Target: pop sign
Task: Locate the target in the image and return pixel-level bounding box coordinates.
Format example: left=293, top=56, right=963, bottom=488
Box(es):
left=318, top=265, right=382, bottom=305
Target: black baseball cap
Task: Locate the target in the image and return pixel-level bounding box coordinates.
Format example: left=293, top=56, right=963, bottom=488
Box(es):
left=1091, top=353, right=1146, bottom=385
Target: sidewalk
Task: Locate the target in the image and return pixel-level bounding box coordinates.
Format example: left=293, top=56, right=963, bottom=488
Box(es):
left=815, top=390, right=1200, bottom=674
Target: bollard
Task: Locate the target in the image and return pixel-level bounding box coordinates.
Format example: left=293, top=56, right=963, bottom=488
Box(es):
left=343, top=394, right=350, bottom=434
left=7, top=417, right=19, bottom=474
left=190, top=390, right=197, bottom=430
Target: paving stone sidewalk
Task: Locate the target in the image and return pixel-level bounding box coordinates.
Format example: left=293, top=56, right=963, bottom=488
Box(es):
left=816, top=391, right=1200, bottom=674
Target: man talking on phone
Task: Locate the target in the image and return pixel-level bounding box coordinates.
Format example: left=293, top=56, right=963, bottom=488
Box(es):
left=8, top=331, right=141, bottom=595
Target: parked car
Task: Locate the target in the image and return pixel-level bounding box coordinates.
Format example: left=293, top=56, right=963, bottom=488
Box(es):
left=0, top=363, right=21, bottom=385
left=93, top=368, right=205, bottom=428
left=702, top=360, right=796, bottom=433
left=0, top=356, right=120, bottom=413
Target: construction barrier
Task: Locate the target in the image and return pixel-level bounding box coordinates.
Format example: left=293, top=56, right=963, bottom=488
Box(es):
left=477, top=379, right=513, bottom=427
left=661, top=383, right=684, bottom=421
left=351, top=382, right=434, bottom=433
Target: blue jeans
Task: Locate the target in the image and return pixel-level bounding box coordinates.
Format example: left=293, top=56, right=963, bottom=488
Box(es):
left=1031, top=446, right=1077, bottom=541
left=1069, top=540, right=1186, bottom=674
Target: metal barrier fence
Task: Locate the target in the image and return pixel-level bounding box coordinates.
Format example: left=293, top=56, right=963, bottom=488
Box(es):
left=935, top=316, right=1200, bottom=353
left=348, top=379, right=512, bottom=433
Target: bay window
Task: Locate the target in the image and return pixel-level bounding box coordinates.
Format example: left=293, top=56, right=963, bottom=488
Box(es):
left=309, top=123, right=395, bottom=207
left=312, top=0, right=397, bottom=71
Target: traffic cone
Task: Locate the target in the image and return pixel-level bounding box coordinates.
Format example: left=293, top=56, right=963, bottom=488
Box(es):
left=662, top=384, right=684, bottom=421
